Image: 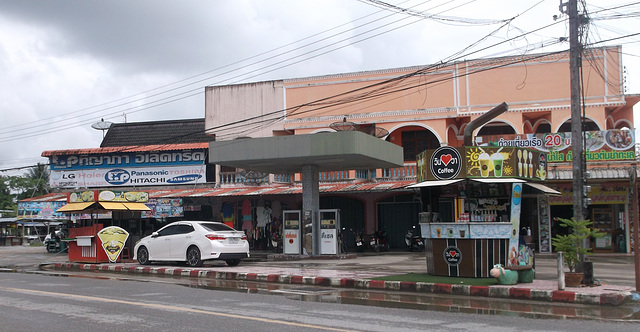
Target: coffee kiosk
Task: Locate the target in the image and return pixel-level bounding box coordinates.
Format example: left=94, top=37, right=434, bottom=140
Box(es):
left=412, top=146, right=553, bottom=278
left=56, top=190, right=150, bottom=263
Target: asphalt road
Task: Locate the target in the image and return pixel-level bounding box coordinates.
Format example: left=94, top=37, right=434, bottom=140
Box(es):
left=0, top=272, right=636, bottom=332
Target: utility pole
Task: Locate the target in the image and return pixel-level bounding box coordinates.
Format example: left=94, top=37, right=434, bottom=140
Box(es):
left=561, top=0, right=591, bottom=276
left=567, top=0, right=585, bottom=224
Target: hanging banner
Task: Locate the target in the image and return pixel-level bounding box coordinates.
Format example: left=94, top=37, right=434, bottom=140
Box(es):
left=508, top=183, right=523, bottom=267
left=477, top=129, right=635, bottom=163
left=17, top=201, right=68, bottom=220
left=142, top=198, right=184, bottom=218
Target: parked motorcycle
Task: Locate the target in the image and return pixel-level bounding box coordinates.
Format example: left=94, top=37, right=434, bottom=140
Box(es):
left=271, top=231, right=282, bottom=253
left=355, top=231, right=365, bottom=253
left=405, top=226, right=424, bottom=252
left=370, top=230, right=389, bottom=252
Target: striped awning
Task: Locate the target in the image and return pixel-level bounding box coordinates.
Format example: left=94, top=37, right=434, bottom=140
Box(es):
left=56, top=202, right=151, bottom=213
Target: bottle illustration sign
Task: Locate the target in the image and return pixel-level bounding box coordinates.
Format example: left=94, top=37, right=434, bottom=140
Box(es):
left=97, top=226, right=130, bottom=263
left=465, top=147, right=547, bottom=180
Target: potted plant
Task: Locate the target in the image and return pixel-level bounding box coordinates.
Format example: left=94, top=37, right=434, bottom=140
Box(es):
left=551, top=217, right=603, bottom=287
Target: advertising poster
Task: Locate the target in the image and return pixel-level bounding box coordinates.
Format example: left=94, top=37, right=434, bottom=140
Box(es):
left=537, top=196, right=552, bottom=253
left=508, top=183, right=522, bottom=267
left=50, top=165, right=206, bottom=188
left=17, top=201, right=68, bottom=220
left=142, top=198, right=183, bottom=218
left=465, top=146, right=547, bottom=180
left=478, top=129, right=635, bottom=163
left=97, top=226, right=130, bottom=263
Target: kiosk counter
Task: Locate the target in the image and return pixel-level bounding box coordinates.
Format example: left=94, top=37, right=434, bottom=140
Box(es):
left=413, top=146, right=555, bottom=278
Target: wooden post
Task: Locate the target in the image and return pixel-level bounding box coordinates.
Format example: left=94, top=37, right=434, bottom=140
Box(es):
left=557, top=251, right=565, bottom=291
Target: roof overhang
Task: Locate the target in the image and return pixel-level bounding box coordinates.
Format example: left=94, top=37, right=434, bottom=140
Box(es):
left=524, top=182, right=561, bottom=195
left=209, top=131, right=404, bottom=173
left=407, top=179, right=464, bottom=188
left=471, top=178, right=525, bottom=184
left=56, top=202, right=151, bottom=213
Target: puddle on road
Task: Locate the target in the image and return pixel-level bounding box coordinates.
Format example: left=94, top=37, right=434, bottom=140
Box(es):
left=22, top=269, right=640, bottom=322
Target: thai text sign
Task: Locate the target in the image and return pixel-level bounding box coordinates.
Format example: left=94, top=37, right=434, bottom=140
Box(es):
left=49, top=150, right=206, bottom=170
left=478, top=129, right=635, bottom=163
left=548, top=183, right=628, bottom=205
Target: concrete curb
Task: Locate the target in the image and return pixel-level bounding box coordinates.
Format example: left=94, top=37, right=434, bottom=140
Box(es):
left=49, top=262, right=633, bottom=306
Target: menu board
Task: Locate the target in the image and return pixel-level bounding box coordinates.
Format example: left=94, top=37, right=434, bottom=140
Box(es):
left=537, top=195, right=551, bottom=253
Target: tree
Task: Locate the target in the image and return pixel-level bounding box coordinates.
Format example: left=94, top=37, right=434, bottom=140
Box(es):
left=0, top=175, right=15, bottom=214
left=551, top=217, right=603, bottom=273
left=13, top=163, right=50, bottom=201
left=24, top=163, right=50, bottom=198
left=0, top=164, right=51, bottom=216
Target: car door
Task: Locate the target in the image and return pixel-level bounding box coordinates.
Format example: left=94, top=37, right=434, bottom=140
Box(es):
left=170, top=224, right=195, bottom=260
left=147, top=224, right=180, bottom=261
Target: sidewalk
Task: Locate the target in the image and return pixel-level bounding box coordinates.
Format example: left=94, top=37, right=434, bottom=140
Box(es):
left=28, top=248, right=638, bottom=307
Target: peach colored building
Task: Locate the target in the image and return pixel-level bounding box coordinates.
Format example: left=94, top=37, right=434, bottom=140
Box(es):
left=206, top=45, right=638, bottom=253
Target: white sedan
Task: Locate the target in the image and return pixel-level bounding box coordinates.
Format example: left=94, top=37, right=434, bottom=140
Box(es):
left=134, top=221, right=249, bottom=267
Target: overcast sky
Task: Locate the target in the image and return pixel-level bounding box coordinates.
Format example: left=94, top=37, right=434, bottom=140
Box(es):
left=1, top=0, right=639, bottom=175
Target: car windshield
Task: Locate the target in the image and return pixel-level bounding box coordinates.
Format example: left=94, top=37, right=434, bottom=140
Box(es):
left=199, top=222, right=236, bottom=232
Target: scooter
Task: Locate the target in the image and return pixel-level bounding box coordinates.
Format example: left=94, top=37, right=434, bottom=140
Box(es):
left=270, top=231, right=282, bottom=253
left=355, top=231, right=365, bottom=253
left=370, top=230, right=389, bottom=252
left=405, top=226, right=424, bottom=252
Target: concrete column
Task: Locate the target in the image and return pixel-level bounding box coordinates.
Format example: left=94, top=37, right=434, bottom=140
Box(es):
left=302, top=164, right=320, bottom=255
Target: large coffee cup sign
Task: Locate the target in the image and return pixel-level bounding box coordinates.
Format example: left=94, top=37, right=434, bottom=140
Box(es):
left=430, top=146, right=462, bottom=180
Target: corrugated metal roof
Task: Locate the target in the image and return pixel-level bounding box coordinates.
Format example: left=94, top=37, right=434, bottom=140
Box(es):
left=19, top=193, right=68, bottom=202
left=101, top=118, right=212, bottom=147
left=548, top=167, right=634, bottom=180
left=22, top=181, right=414, bottom=203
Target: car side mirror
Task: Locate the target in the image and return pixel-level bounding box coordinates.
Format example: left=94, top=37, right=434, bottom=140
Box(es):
left=151, top=232, right=159, bottom=238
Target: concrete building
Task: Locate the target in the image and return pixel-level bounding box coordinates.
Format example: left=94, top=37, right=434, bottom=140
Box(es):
left=204, top=45, right=638, bottom=253
left=25, top=45, right=638, bottom=254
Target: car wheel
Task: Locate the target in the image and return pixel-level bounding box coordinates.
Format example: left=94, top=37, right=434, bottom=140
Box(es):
left=186, top=246, right=203, bottom=267
left=137, top=247, right=150, bottom=265
left=225, top=259, right=241, bottom=267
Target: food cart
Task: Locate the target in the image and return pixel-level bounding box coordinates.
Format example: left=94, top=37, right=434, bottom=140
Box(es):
left=56, top=190, right=150, bottom=263
left=411, top=146, right=557, bottom=278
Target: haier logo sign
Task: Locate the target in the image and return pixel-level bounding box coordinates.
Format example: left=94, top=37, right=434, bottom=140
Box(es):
left=105, top=169, right=131, bottom=185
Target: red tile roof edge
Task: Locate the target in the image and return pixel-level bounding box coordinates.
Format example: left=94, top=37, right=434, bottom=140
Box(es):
left=41, top=142, right=210, bottom=157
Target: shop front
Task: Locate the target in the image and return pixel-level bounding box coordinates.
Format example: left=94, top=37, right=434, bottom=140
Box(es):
left=56, top=190, right=151, bottom=263
left=413, top=146, right=556, bottom=277
left=548, top=181, right=629, bottom=253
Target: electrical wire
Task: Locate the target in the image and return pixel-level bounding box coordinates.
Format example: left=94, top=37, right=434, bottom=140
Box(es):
left=4, top=2, right=639, bottom=170
left=0, top=0, right=537, bottom=143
